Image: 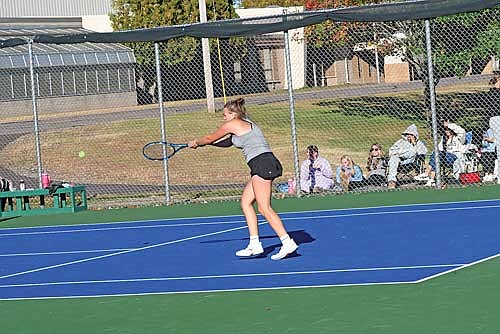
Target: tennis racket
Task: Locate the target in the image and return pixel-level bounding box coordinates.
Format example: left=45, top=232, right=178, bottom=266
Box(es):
left=142, top=141, right=189, bottom=161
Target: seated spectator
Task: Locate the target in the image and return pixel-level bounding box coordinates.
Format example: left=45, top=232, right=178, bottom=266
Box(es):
left=490, top=116, right=500, bottom=184
left=387, top=124, right=428, bottom=189
left=480, top=126, right=497, bottom=182
left=415, top=121, right=469, bottom=186
left=336, top=155, right=364, bottom=191
left=299, top=145, right=334, bottom=193
left=0, top=177, right=13, bottom=212
left=0, top=177, right=12, bottom=192
left=485, top=75, right=500, bottom=121
left=365, top=143, right=387, bottom=186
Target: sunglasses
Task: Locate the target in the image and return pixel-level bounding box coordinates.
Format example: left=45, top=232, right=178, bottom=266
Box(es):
left=370, top=147, right=380, bottom=152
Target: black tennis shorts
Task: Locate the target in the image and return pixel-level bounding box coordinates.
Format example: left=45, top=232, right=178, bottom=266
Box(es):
left=247, top=152, right=283, bottom=180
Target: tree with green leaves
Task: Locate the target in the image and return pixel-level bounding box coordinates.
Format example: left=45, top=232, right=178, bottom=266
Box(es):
left=372, top=9, right=500, bottom=130
left=304, top=1, right=499, bottom=127
left=111, top=0, right=237, bottom=65
left=373, top=10, right=500, bottom=83
left=110, top=0, right=238, bottom=103
left=301, top=1, right=499, bottom=83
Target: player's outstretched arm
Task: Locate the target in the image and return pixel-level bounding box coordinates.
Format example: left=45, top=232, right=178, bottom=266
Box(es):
left=189, top=123, right=232, bottom=149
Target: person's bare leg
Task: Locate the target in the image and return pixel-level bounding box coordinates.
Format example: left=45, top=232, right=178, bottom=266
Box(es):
left=252, top=175, right=297, bottom=260
left=425, top=165, right=432, bottom=176
left=240, top=179, right=258, bottom=236
left=251, top=175, right=286, bottom=236
left=235, top=179, right=263, bottom=256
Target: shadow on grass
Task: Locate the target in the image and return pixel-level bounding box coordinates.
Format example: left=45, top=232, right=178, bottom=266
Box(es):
left=314, top=89, right=499, bottom=143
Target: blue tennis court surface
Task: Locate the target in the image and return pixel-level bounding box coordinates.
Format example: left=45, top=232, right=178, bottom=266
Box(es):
left=1, top=200, right=499, bottom=300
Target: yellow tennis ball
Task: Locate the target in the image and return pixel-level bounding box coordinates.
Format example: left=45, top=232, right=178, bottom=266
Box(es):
left=78, top=151, right=86, bottom=158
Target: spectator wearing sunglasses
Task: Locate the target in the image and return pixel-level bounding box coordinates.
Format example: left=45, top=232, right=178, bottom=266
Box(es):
left=366, top=143, right=387, bottom=186
left=299, top=145, right=334, bottom=193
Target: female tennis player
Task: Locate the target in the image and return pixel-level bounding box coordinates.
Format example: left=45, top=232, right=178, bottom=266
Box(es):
left=188, top=98, right=298, bottom=260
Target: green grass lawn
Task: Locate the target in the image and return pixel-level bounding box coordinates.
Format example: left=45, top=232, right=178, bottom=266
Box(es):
left=2, top=95, right=430, bottom=186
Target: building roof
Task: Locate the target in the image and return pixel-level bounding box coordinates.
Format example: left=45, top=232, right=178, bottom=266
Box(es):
left=0, top=0, right=111, bottom=17
left=0, top=27, right=135, bottom=69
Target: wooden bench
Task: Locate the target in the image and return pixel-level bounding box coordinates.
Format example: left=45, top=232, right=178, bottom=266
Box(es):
left=0, top=185, right=87, bottom=217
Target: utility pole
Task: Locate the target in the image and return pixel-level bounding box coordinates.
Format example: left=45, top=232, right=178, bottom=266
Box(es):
left=199, top=0, right=215, bottom=112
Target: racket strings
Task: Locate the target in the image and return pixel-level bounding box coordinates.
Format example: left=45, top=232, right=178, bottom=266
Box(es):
left=144, top=143, right=175, bottom=160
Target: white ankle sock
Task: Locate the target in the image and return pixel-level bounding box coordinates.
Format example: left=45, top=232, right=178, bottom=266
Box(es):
left=280, top=234, right=290, bottom=244
left=249, top=235, right=260, bottom=245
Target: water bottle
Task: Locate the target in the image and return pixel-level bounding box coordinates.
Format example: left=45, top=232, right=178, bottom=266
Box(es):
left=287, top=178, right=296, bottom=194
left=19, top=179, right=25, bottom=191
left=41, top=172, right=51, bottom=189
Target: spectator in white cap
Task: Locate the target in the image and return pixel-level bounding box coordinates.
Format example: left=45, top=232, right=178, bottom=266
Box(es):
left=387, top=124, right=428, bottom=189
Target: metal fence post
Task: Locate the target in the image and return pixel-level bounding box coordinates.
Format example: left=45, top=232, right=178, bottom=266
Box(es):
left=425, top=20, right=441, bottom=188
left=28, top=40, right=43, bottom=189
left=199, top=0, right=215, bottom=113
left=155, top=43, right=171, bottom=205
left=283, top=29, right=300, bottom=196
left=373, top=23, right=381, bottom=84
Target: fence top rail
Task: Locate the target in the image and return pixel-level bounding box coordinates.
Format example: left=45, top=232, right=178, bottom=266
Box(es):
left=1, top=0, right=498, bottom=48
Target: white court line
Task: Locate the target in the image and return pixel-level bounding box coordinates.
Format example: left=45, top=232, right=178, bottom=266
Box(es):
left=3, top=203, right=499, bottom=258
left=1, top=255, right=499, bottom=301
left=0, top=220, right=246, bottom=237
left=1, top=203, right=500, bottom=237
left=1, top=198, right=499, bottom=233
left=0, top=281, right=411, bottom=301
left=416, top=253, right=500, bottom=283
left=1, top=202, right=499, bottom=298
left=0, top=263, right=464, bottom=288
left=0, top=249, right=132, bottom=257
left=0, top=223, right=260, bottom=280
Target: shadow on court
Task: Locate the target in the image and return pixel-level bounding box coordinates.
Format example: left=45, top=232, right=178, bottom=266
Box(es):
left=200, top=229, right=316, bottom=259
left=200, top=229, right=315, bottom=244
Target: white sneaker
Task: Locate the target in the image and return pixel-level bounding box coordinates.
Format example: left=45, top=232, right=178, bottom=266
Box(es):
left=414, top=173, right=429, bottom=181
left=271, top=239, right=298, bottom=260
left=424, top=179, right=435, bottom=187
left=235, top=242, right=264, bottom=257
left=483, top=174, right=494, bottom=182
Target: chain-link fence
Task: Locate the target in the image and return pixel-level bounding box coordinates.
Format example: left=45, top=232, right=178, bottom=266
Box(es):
left=0, top=8, right=499, bottom=209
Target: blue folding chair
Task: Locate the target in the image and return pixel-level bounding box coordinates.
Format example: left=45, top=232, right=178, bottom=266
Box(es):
left=465, top=131, right=473, bottom=145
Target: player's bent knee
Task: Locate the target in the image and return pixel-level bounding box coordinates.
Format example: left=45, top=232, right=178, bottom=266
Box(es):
left=240, top=200, right=253, bottom=211
left=257, top=205, right=273, bottom=216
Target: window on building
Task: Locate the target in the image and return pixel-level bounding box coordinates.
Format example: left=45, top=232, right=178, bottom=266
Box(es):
left=74, top=67, right=87, bottom=95
left=233, top=60, right=242, bottom=84
left=6, top=70, right=28, bottom=100
left=262, top=48, right=274, bottom=82
left=357, top=56, right=362, bottom=79
left=493, top=55, right=499, bottom=72
left=50, top=69, right=63, bottom=96
left=37, top=69, right=51, bottom=96
left=0, top=73, right=11, bottom=100
left=62, top=68, right=76, bottom=95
